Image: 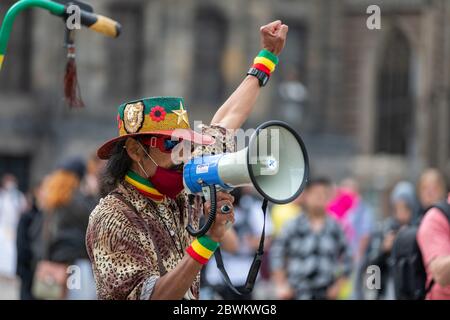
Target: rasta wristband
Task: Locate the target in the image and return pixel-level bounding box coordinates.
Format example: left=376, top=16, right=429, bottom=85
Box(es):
left=252, top=49, right=279, bottom=74
left=253, top=63, right=271, bottom=75
left=248, top=49, right=278, bottom=87
left=258, top=49, right=279, bottom=65
left=254, top=56, right=276, bottom=73
left=186, top=235, right=219, bottom=265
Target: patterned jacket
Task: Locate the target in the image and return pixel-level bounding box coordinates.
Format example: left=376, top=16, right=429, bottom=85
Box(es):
left=270, top=213, right=352, bottom=299
left=86, top=125, right=235, bottom=300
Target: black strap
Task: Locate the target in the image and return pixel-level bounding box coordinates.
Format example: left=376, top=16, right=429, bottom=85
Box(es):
left=425, top=279, right=435, bottom=295
left=213, top=198, right=268, bottom=295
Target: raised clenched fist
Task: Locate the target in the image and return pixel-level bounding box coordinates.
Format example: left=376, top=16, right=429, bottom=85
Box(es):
left=260, top=20, right=288, bottom=56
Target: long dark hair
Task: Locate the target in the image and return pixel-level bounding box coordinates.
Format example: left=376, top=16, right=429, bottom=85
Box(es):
left=100, top=139, right=133, bottom=197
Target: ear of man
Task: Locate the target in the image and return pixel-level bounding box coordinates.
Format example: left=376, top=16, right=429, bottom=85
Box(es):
left=125, top=138, right=144, bottom=162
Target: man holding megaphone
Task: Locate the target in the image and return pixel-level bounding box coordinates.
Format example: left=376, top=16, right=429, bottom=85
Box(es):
left=86, top=20, right=290, bottom=300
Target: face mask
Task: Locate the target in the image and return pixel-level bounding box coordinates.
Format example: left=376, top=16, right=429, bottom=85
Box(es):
left=137, top=142, right=184, bottom=199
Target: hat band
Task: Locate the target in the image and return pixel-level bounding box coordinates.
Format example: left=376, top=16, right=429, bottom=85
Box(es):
left=119, top=112, right=190, bottom=136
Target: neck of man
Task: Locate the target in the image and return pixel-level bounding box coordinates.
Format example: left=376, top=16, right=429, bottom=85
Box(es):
left=307, top=209, right=326, bottom=232
left=124, top=169, right=164, bottom=202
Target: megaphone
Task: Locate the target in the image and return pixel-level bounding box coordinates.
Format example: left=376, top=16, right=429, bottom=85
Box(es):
left=183, top=120, right=309, bottom=237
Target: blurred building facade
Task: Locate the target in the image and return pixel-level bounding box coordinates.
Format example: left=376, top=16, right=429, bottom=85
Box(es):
left=0, top=0, right=449, bottom=211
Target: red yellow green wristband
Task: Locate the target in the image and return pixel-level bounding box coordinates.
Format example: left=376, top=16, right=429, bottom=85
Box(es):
left=186, top=235, right=219, bottom=265
left=253, top=57, right=275, bottom=73
left=258, top=49, right=279, bottom=65
left=253, top=63, right=271, bottom=75
left=252, top=49, right=279, bottom=75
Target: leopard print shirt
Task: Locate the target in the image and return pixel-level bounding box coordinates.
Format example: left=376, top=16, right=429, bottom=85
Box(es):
left=86, top=125, right=236, bottom=300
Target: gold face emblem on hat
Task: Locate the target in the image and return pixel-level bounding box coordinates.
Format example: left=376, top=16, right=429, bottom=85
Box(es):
left=124, top=102, right=144, bottom=133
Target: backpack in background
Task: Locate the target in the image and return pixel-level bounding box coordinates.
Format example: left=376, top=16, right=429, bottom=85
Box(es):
left=391, top=201, right=450, bottom=300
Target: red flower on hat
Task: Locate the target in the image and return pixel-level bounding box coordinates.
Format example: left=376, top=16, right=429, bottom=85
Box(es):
left=150, top=106, right=166, bottom=122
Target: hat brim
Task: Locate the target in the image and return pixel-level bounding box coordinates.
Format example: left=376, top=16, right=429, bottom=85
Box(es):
left=97, top=129, right=215, bottom=160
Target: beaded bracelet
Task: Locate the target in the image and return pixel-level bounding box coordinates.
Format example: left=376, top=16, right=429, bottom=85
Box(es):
left=186, top=235, right=220, bottom=265
left=253, top=49, right=279, bottom=75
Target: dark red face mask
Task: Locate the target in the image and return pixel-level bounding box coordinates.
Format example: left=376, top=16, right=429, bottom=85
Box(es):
left=148, top=165, right=184, bottom=199
left=138, top=140, right=184, bottom=199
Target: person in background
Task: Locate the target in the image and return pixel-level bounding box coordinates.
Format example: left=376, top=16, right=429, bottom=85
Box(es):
left=0, top=174, right=27, bottom=279
left=202, top=187, right=273, bottom=300
left=417, top=168, right=447, bottom=218
left=364, top=181, right=417, bottom=299
left=271, top=192, right=304, bottom=237
left=16, top=182, right=44, bottom=300
left=32, top=158, right=96, bottom=300
left=327, top=178, right=374, bottom=299
left=270, top=178, right=352, bottom=300
left=338, top=179, right=374, bottom=263
left=417, top=186, right=450, bottom=300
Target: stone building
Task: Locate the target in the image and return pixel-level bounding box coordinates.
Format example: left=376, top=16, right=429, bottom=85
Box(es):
left=0, top=0, right=449, bottom=213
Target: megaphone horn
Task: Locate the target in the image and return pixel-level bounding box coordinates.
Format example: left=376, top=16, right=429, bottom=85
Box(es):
left=183, top=120, right=309, bottom=237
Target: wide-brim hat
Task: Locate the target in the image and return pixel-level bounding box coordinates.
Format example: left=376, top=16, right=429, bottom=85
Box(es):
left=97, top=97, right=214, bottom=159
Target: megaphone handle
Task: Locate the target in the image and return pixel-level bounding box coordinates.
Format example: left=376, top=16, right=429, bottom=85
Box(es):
left=186, top=184, right=217, bottom=237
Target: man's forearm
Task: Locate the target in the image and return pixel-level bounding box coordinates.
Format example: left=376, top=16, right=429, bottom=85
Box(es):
left=211, top=20, right=288, bottom=130
left=151, top=232, right=236, bottom=299
left=150, top=255, right=202, bottom=300
left=211, top=75, right=260, bottom=130
left=151, top=193, right=235, bottom=299
left=430, top=255, right=450, bottom=287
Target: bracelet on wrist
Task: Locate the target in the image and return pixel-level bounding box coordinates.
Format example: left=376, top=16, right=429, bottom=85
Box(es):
left=186, top=235, right=219, bottom=265
left=247, top=49, right=279, bottom=87
left=253, top=49, right=278, bottom=74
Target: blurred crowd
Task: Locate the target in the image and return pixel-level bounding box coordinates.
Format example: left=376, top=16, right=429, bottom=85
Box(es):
left=0, top=154, right=104, bottom=300
left=0, top=162, right=448, bottom=300
left=200, top=168, right=450, bottom=300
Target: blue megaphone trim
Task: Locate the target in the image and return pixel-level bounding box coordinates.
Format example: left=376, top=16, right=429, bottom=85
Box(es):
left=183, top=154, right=232, bottom=194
